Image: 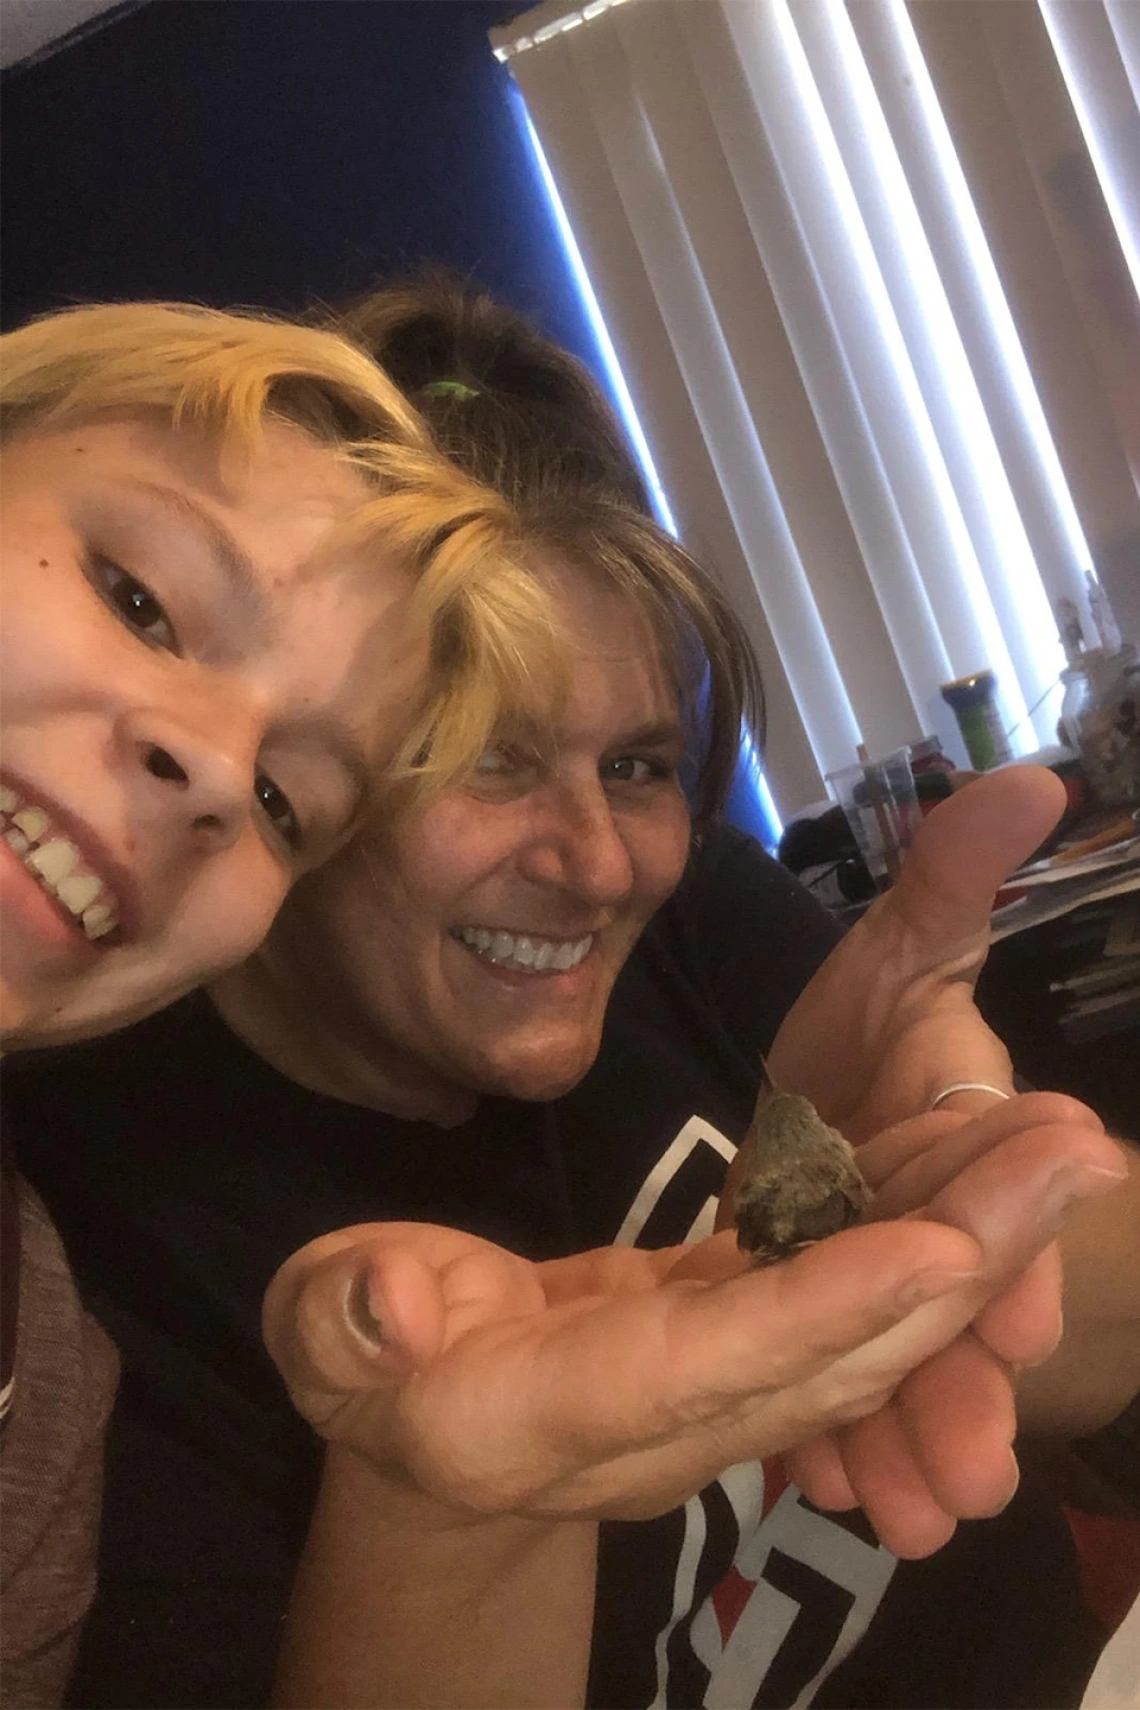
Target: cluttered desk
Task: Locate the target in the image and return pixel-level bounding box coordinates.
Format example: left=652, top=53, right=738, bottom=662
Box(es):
left=969, top=611, right=1140, bottom=1086
left=977, top=807, right=1140, bottom=1142
left=778, top=623, right=1140, bottom=1139
left=782, top=783, right=1140, bottom=1141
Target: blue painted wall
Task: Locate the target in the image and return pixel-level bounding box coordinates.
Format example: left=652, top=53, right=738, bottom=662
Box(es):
left=1, top=1, right=593, bottom=355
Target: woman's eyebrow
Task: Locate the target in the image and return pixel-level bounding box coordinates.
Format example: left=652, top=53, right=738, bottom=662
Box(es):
left=121, top=479, right=273, bottom=640
left=611, top=720, right=685, bottom=751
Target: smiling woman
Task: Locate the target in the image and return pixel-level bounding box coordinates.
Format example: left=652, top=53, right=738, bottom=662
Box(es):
left=0, top=296, right=560, bottom=1706
left=225, top=543, right=708, bottom=1125
left=224, top=552, right=695, bottom=1125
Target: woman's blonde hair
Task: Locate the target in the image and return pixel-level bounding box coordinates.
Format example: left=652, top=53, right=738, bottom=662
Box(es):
left=335, top=274, right=762, bottom=820
left=0, top=300, right=563, bottom=807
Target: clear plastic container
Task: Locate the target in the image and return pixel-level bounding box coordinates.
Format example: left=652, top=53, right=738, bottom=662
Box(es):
left=825, top=748, right=921, bottom=889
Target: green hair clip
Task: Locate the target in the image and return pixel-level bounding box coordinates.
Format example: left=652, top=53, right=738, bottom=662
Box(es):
left=421, top=379, right=480, bottom=401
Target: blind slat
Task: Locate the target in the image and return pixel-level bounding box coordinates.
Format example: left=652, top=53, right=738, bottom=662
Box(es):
left=514, top=30, right=828, bottom=804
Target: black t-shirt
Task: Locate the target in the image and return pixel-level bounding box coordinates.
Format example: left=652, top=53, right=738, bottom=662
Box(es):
left=9, top=826, right=1102, bottom=1708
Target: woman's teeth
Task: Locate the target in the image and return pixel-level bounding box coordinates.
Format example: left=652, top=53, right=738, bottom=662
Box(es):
left=1, top=785, right=120, bottom=941
left=452, top=926, right=593, bottom=973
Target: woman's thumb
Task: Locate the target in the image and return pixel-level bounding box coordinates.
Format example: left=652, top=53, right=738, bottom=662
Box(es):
left=263, top=1239, right=448, bottom=1401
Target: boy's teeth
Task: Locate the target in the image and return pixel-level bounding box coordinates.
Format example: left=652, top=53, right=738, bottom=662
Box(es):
left=81, top=903, right=117, bottom=940
left=2, top=790, right=120, bottom=940
left=56, top=872, right=105, bottom=916
left=12, top=807, right=49, bottom=842
left=27, top=838, right=81, bottom=887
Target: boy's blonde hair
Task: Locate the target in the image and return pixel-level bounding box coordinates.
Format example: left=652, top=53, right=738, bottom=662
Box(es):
left=0, top=300, right=562, bottom=808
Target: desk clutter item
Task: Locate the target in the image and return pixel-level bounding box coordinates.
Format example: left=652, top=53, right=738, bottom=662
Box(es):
left=825, top=746, right=921, bottom=890
left=1055, top=586, right=1139, bottom=810
left=776, top=805, right=878, bottom=908
left=1061, top=645, right=1140, bottom=811
left=979, top=890, right=1140, bottom=1164
left=940, top=669, right=1013, bottom=770
left=1002, top=816, right=1139, bottom=888
left=781, top=740, right=964, bottom=910
left=908, top=736, right=955, bottom=813
left=1049, top=895, right=1140, bottom=1046
left=991, top=817, right=1140, bottom=944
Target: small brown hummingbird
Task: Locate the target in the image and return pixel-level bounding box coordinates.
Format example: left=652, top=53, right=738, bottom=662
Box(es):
left=733, top=1063, right=872, bottom=1265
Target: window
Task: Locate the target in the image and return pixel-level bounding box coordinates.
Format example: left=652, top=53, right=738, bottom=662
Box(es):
left=493, top=0, right=1140, bottom=812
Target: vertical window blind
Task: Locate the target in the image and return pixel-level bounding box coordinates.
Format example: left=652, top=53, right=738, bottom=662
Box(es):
left=492, top=0, right=1140, bottom=813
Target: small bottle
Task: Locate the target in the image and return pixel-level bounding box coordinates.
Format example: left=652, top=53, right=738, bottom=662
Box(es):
left=1059, top=661, right=1095, bottom=750
left=908, top=736, right=954, bottom=815
left=939, top=670, right=1013, bottom=771
left=1055, top=597, right=1087, bottom=667
left=907, top=735, right=954, bottom=775
left=1085, top=572, right=1122, bottom=655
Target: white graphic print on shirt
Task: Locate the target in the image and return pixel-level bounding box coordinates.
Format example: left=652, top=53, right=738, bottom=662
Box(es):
left=620, top=1115, right=897, bottom=1708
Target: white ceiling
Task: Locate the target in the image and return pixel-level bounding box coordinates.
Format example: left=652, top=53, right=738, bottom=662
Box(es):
left=1, top=0, right=126, bottom=68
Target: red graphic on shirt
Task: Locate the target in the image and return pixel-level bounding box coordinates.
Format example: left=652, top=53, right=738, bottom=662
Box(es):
left=711, top=1563, right=754, bottom=1644
left=760, top=1456, right=789, bottom=1518
left=710, top=1458, right=789, bottom=1643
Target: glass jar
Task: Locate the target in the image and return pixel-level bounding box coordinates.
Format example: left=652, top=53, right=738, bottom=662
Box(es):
left=1061, top=646, right=1140, bottom=808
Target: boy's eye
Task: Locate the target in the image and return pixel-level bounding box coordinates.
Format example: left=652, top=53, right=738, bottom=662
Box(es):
left=98, top=559, right=179, bottom=653
left=255, top=771, right=301, bottom=850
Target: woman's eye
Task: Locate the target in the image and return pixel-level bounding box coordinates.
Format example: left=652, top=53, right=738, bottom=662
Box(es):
left=472, top=742, right=539, bottom=796
left=254, top=771, right=301, bottom=850
left=475, top=743, right=512, bottom=775
left=98, top=559, right=179, bottom=653
left=603, top=756, right=667, bottom=786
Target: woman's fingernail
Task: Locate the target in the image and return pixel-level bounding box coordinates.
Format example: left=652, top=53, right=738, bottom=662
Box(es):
left=897, top=1268, right=981, bottom=1312
left=1001, top=1446, right=1021, bottom=1507
left=346, top=1265, right=387, bottom=1347
left=1040, top=1161, right=1128, bottom=1232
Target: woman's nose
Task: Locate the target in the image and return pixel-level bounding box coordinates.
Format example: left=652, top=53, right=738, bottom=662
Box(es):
left=518, top=786, right=633, bottom=906
left=119, top=706, right=255, bottom=853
